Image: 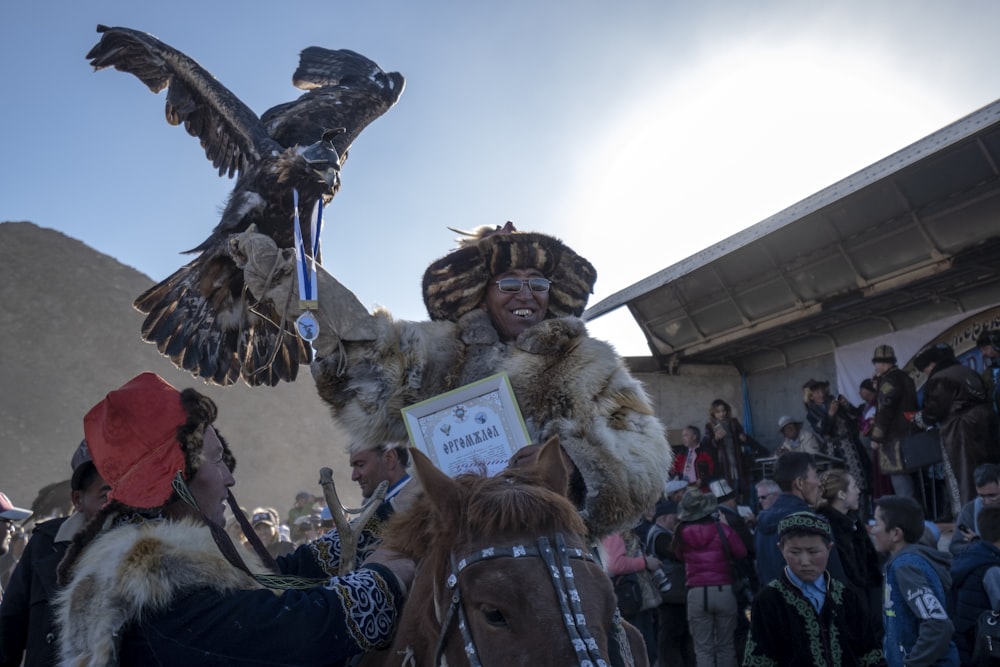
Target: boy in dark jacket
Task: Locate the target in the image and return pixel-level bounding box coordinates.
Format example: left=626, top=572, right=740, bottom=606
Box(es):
left=870, top=495, right=958, bottom=667
left=742, top=511, right=885, bottom=666
left=755, top=452, right=847, bottom=587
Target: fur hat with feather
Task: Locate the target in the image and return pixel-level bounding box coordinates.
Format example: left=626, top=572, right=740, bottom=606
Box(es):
left=422, top=222, right=597, bottom=322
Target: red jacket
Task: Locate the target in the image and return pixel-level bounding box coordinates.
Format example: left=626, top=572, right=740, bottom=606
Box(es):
left=674, top=520, right=746, bottom=587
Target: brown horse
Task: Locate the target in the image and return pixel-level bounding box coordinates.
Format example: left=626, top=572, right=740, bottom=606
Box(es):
left=362, top=437, right=648, bottom=666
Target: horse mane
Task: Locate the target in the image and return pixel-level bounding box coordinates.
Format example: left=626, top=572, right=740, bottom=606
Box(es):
left=382, top=463, right=587, bottom=576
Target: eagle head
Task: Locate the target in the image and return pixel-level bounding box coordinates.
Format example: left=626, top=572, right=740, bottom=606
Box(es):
left=298, top=128, right=345, bottom=190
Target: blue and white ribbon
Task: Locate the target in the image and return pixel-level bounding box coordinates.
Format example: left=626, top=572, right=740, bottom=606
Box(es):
left=293, top=188, right=322, bottom=342
left=292, top=188, right=323, bottom=308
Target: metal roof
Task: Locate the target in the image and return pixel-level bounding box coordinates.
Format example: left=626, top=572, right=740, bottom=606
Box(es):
left=584, top=98, right=1000, bottom=373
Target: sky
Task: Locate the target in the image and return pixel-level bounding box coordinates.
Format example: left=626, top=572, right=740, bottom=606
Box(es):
left=3, top=1, right=1000, bottom=356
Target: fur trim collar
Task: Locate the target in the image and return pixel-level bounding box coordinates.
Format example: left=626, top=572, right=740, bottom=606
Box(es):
left=55, top=519, right=268, bottom=667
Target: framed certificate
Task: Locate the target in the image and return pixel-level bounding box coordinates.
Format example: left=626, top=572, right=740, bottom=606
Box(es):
left=402, top=372, right=531, bottom=477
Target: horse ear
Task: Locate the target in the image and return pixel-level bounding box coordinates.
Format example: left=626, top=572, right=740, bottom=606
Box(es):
left=410, top=447, right=460, bottom=519
left=535, top=435, right=569, bottom=497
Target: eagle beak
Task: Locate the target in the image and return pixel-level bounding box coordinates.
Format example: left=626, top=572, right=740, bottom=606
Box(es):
left=299, top=138, right=342, bottom=188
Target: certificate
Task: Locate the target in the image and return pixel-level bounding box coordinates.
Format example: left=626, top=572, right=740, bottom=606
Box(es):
left=402, top=372, right=531, bottom=477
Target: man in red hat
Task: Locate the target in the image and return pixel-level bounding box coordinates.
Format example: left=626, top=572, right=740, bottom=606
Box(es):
left=54, top=373, right=413, bottom=666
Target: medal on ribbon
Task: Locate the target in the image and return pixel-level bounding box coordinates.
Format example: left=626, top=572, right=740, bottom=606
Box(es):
left=292, top=188, right=322, bottom=342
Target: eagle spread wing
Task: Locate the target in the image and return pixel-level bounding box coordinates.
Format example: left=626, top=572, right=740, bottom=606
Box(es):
left=86, top=25, right=404, bottom=386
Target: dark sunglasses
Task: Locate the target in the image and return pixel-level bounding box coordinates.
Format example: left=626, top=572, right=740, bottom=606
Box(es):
left=495, top=277, right=552, bottom=293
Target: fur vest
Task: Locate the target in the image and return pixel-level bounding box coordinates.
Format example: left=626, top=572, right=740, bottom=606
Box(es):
left=313, top=309, right=671, bottom=538
left=54, top=519, right=269, bottom=666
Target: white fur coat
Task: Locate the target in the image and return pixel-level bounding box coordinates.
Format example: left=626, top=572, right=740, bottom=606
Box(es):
left=54, top=519, right=268, bottom=667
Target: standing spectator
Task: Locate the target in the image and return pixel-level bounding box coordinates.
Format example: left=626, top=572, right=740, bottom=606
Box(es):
left=283, top=442, right=420, bottom=579
left=775, top=415, right=822, bottom=456
left=947, top=463, right=1000, bottom=556
left=755, top=452, right=846, bottom=587
left=673, top=489, right=746, bottom=667
left=742, top=511, right=886, bottom=666
left=0, top=493, right=31, bottom=603
left=816, top=468, right=883, bottom=636
left=859, top=377, right=895, bottom=500
left=709, top=478, right=756, bottom=658
left=285, top=491, right=316, bottom=526
left=869, top=495, right=959, bottom=667
left=250, top=508, right=295, bottom=558
left=978, top=330, right=1000, bottom=429
left=915, top=343, right=998, bottom=518
left=646, top=499, right=695, bottom=667
left=859, top=378, right=879, bottom=437
left=672, top=425, right=716, bottom=491
left=291, top=514, right=322, bottom=545
left=704, top=399, right=768, bottom=504
left=711, top=479, right=754, bottom=553
left=0, top=533, right=27, bottom=594
left=870, top=344, right=920, bottom=499
left=755, top=479, right=781, bottom=511
left=666, top=479, right=692, bottom=504
left=803, top=378, right=872, bottom=517
left=0, top=442, right=109, bottom=667
left=602, top=526, right=661, bottom=665
left=949, top=505, right=1000, bottom=665
left=54, top=372, right=412, bottom=665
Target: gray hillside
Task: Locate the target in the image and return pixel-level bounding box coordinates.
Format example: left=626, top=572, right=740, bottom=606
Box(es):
left=0, top=221, right=359, bottom=522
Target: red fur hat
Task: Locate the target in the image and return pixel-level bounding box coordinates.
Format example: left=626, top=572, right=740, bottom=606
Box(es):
left=83, top=373, right=213, bottom=510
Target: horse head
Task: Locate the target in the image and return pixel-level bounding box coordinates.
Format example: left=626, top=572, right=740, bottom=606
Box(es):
left=363, top=436, right=647, bottom=666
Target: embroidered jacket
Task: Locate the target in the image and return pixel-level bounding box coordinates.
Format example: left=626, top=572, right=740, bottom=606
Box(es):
left=55, top=518, right=403, bottom=666
left=743, top=569, right=885, bottom=667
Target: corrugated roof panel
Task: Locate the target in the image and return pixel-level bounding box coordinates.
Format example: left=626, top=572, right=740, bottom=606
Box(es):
left=585, top=97, right=1000, bottom=368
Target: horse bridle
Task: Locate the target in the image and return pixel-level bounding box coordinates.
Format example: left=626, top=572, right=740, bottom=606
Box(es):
left=432, top=533, right=616, bottom=667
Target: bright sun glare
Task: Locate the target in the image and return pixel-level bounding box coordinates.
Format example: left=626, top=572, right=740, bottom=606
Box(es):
left=568, top=42, right=954, bottom=356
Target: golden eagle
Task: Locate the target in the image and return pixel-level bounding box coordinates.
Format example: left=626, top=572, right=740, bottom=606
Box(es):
left=86, top=25, right=404, bottom=386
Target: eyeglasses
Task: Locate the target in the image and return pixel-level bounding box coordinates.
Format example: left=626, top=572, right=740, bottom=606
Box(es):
left=494, top=277, right=551, bottom=293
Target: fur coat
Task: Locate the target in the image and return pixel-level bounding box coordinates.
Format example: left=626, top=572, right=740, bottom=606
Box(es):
left=312, top=309, right=671, bottom=538
left=55, top=519, right=402, bottom=667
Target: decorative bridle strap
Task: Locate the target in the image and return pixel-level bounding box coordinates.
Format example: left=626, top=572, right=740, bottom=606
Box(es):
left=539, top=534, right=609, bottom=666
left=433, top=534, right=609, bottom=667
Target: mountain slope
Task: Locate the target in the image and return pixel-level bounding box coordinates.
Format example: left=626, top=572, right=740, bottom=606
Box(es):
left=0, top=221, right=359, bottom=520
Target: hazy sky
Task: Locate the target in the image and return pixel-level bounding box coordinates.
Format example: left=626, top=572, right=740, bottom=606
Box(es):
left=3, top=1, right=1000, bottom=356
